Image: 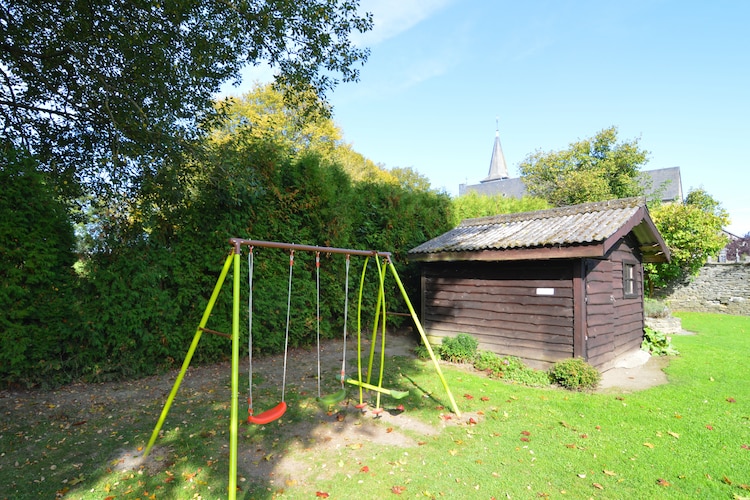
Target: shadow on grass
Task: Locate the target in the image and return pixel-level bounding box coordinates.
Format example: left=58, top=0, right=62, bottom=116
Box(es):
left=70, top=330, right=458, bottom=499
left=0, top=329, right=467, bottom=499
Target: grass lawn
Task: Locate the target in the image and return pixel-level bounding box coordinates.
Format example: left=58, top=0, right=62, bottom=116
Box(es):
left=1, top=311, right=749, bottom=499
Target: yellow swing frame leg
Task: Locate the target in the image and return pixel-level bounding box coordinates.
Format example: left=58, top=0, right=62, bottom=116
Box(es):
left=141, top=250, right=244, bottom=500
left=142, top=252, right=235, bottom=461
left=387, top=258, right=461, bottom=418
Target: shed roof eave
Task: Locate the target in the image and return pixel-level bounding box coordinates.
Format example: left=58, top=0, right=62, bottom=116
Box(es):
left=408, top=243, right=607, bottom=263
left=599, top=205, right=671, bottom=263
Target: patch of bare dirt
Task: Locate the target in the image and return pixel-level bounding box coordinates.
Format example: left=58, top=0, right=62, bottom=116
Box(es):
left=0, top=330, right=478, bottom=490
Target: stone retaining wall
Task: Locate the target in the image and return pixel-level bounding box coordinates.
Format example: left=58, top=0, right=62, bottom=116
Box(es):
left=663, top=262, right=750, bottom=315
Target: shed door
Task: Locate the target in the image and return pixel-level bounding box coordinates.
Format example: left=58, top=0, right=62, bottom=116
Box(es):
left=585, top=259, right=615, bottom=365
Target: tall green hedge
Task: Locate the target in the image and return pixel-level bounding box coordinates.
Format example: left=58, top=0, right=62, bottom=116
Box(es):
left=1, top=128, right=453, bottom=386
left=61, top=146, right=452, bottom=385
left=0, top=145, right=83, bottom=387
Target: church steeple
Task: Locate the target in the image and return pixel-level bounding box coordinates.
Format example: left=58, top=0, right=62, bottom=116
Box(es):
left=481, top=118, right=509, bottom=182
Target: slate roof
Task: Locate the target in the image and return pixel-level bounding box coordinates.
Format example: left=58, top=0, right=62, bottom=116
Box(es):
left=409, top=197, right=670, bottom=263
left=460, top=167, right=683, bottom=204
left=638, top=166, right=683, bottom=202
left=460, top=177, right=526, bottom=197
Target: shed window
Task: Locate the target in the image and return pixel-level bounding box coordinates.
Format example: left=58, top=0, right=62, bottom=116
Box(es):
left=623, top=263, right=637, bottom=298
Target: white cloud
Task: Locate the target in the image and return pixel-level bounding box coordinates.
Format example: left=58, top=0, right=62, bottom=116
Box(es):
left=353, top=0, right=455, bottom=46
left=217, top=62, right=277, bottom=99
left=215, top=0, right=457, bottom=99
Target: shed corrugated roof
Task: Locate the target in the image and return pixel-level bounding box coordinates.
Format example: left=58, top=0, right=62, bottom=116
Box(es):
left=409, top=197, right=669, bottom=262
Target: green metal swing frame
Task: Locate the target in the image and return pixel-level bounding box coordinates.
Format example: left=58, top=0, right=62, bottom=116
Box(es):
left=142, top=238, right=459, bottom=500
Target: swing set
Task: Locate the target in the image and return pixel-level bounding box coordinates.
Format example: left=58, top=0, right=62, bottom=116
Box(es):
left=142, top=238, right=459, bottom=500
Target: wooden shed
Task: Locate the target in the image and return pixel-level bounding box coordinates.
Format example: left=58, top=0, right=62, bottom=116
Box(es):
left=408, top=197, right=670, bottom=371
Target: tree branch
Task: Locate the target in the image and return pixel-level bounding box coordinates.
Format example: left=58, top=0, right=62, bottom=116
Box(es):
left=0, top=99, right=79, bottom=120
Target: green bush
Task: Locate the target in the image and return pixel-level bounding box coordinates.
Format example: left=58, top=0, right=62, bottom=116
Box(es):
left=414, top=343, right=440, bottom=360
left=644, top=298, right=670, bottom=318
left=474, top=351, right=550, bottom=387
left=548, top=358, right=601, bottom=391
left=439, top=333, right=478, bottom=363
left=642, top=327, right=679, bottom=356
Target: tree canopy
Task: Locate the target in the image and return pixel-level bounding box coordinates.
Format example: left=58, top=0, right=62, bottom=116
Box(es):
left=646, top=188, right=730, bottom=292
left=0, top=0, right=372, bottom=196
left=211, top=83, right=398, bottom=183
left=518, top=126, right=649, bottom=207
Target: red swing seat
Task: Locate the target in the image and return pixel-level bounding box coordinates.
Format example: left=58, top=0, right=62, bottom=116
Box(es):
left=248, top=401, right=287, bottom=425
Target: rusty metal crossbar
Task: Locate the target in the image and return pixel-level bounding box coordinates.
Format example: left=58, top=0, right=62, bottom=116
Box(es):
left=229, top=238, right=392, bottom=258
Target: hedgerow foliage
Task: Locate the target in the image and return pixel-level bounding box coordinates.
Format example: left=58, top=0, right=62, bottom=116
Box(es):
left=450, top=191, right=548, bottom=226
left=0, top=145, right=83, bottom=387
left=4, top=114, right=451, bottom=386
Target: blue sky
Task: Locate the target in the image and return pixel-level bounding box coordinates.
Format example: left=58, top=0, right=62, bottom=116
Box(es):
left=224, top=0, right=750, bottom=236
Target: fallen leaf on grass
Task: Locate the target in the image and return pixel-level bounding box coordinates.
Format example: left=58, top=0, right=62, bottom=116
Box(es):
left=316, top=492, right=329, bottom=498
left=722, top=476, right=733, bottom=485
left=481, top=396, right=490, bottom=401
left=706, top=425, right=714, bottom=431
left=742, top=444, right=750, bottom=450
left=643, top=442, right=655, bottom=449
left=592, top=483, right=604, bottom=490
left=182, top=468, right=201, bottom=482
left=668, top=431, right=680, bottom=439
left=360, top=466, right=370, bottom=473
left=521, top=430, right=531, bottom=436
left=391, top=485, right=406, bottom=494
left=67, top=474, right=85, bottom=485
left=603, top=470, right=617, bottom=476
left=727, top=397, right=736, bottom=403
left=656, top=478, right=670, bottom=487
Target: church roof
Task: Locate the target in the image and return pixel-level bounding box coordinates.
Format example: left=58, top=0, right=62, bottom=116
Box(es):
left=463, top=167, right=683, bottom=204
left=638, top=166, right=683, bottom=202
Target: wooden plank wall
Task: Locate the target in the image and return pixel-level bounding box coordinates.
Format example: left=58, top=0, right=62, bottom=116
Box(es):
left=422, top=261, right=574, bottom=369
left=585, top=258, right=615, bottom=368
left=610, top=236, right=646, bottom=357
left=585, top=237, right=645, bottom=368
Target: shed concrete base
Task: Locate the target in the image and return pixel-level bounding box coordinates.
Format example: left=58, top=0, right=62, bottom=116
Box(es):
left=598, top=349, right=670, bottom=393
